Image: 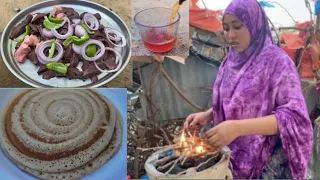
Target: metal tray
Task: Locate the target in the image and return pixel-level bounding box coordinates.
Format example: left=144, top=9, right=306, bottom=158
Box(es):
left=1, top=0, right=132, bottom=88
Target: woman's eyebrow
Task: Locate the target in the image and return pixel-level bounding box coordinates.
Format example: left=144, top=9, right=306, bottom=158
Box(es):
left=224, top=20, right=240, bottom=24
left=231, top=20, right=241, bottom=24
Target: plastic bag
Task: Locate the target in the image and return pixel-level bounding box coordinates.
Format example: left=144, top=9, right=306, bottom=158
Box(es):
left=189, top=0, right=223, bottom=32
left=258, top=1, right=275, bottom=8
left=315, top=0, right=320, bottom=15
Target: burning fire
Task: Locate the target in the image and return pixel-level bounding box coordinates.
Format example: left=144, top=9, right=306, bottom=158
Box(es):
left=179, top=130, right=188, bottom=147
left=195, top=142, right=204, bottom=154
left=179, top=130, right=206, bottom=156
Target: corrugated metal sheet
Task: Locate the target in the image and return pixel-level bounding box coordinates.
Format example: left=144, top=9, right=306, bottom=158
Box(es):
left=135, top=55, right=219, bottom=121
left=301, top=80, right=318, bottom=116
left=134, top=59, right=318, bottom=122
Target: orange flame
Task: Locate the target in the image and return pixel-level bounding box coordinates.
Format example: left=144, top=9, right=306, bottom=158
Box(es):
left=180, top=130, right=187, bottom=147
left=195, top=141, right=205, bottom=154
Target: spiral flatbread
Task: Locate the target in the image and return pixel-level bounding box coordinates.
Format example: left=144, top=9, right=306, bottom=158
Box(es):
left=0, top=89, right=123, bottom=179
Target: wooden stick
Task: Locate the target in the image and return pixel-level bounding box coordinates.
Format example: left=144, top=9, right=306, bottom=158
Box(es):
left=157, top=161, right=175, bottom=172
left=160, top=127, right=173, bottom=145
left=156, top=156, right=179, bottom=167
left=181, top=156, right=188, bottom=166
left=137, top=144, right=179, bottom=152
left=154, top=134, right=163, bottom=139
left=134, top=150, right=140, bottom=178
left=128, top=132, right=139, bottom=144
left=195, top=154, right=218, bottom=171
left=165, top=156, right=184, bottom=175
left=174, top=153, right=220, bottom=177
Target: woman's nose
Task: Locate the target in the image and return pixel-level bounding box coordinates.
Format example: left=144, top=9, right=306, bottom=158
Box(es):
left=228, top=29, right=236, bottom=40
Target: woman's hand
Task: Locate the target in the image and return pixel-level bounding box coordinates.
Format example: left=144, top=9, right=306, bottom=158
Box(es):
left=183, top=108, right=213, bottom=130
left=205, top=120, right=239, bottom=149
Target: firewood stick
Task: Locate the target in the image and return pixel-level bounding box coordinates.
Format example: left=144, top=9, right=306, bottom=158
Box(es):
left=173, top=154, right=220, bottom=177
left=181, top=156, right=188, bottom=166
left=159, top=127, right=173, bottom=145
left=153, top=134, right=163, bottom=139
left=128, top=132, right=139, bottom=144
left=157, top=161, right=175, bottom=172
left=165, top=156, right=185, bottom=175
left=196, top=154, right=219, bottom=171
left=137, top=144, right=179, bottom=152
left=155, top=156, right=179, bottom=167
left=134, top=150, right=139, bottom=178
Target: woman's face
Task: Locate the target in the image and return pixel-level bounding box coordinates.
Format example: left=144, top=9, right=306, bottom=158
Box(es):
left=223, top=14, right=251, bottom=53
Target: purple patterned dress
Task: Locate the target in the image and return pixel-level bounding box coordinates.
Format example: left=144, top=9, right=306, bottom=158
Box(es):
left=211, top=0, right=313, bottom=179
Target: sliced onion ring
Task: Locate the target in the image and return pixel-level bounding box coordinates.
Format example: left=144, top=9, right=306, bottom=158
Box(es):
left=94, top=47, right=122, bottom=73
left=75, top=25, right=87, bottom=37
left=51, top=17, right=74, bottom=39
left=83, top=13, right=99, bottom=31
left=36, top=40, right=63, bottom=64
left=40, top=28, right=54, bottom=38
left=104, top=28, right=121, bottom=41
left=81, top=39, right=105, bottom=61
left=72, top=19, right=81, bottom=25
left=104, top=28, right=126, bottom=47
left=72, top=43, right=84, bottom=54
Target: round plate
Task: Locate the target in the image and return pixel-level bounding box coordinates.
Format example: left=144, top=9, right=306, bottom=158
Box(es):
left=1, top=0, right=132, bottom=88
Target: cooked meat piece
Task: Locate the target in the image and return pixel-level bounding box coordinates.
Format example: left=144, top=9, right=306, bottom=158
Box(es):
left=81, top=12, right=101, bottom=21
left=52, top=6, right=63, bottom=17
left=56, top=7, right=79, bottom=19
left=90, top=75, right=98, bottom=83
left=80, top=12, right=87, bottom=19
left=15, top=42, right=22, bottom=50
left=89, top=31, right=106, bottom=39
left=67, top=67, right=83, bottom=79
left=37, top=64, right=47, bottom=74
left=98, top=38, right=110, bottom=47
left=56, top=13, right=65, bottom=19
left=28, top=24, right=39, bottom=34
left=27, top=51, right=38, bottom=65
left=56, top=73, right=67, bottom=78
left=105, top=52, right=117, bottom=70
left=81, top=60, right=90, bottom=71
left=42, top=70, right=57, bottom=79
left=69, top=53, right=79, bottom=68
left=58, top=28, right=68, bottom=35
left=9, top=14, right=33, bottom=39
left=94, top=13, right=101, bottom=20
left=62, top=46, right=73, bottom=63
left=14, top=44, right=31, bottom=63
left=23, top=35, right=39, bottom=47
left=31, top=13, right=47, bottom=24
left=82, top=63, right=100, bottom=78
left=96, top=59, right=107, bottom=70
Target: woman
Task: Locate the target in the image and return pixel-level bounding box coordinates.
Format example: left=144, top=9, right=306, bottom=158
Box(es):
left=184, top=0, right=313, bottom=179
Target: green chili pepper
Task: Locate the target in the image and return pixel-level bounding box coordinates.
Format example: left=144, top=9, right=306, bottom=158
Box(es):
left=86, top=44, right=97, bottom=57
left=43, top=16, right=62, bottom=30
left=72, top=34, right=89, bottom=45
left=49, top=39, right=56, bottom=58
left=14, top=25, right=31, bottom=43
left=62, top=34, right=89, bottom=46
left=48, top=13, right=64, bottom=23
left=63, top=36, right=77, bottom=46
left=81, top=22, right=95, bottom=35
left=46, top=62, right=68, bottom=75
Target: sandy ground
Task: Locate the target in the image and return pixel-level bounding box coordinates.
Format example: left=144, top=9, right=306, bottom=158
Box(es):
left=0, top=0, right=132, bottom=88
left=131, top=0, right=189, bottom=56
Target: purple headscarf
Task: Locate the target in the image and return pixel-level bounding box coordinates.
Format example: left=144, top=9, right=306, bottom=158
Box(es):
left=211, top=0, right=313, bottom=178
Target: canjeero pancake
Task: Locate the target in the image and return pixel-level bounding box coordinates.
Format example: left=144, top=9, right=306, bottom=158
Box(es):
left=0, top=89, right=123, bottom=179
